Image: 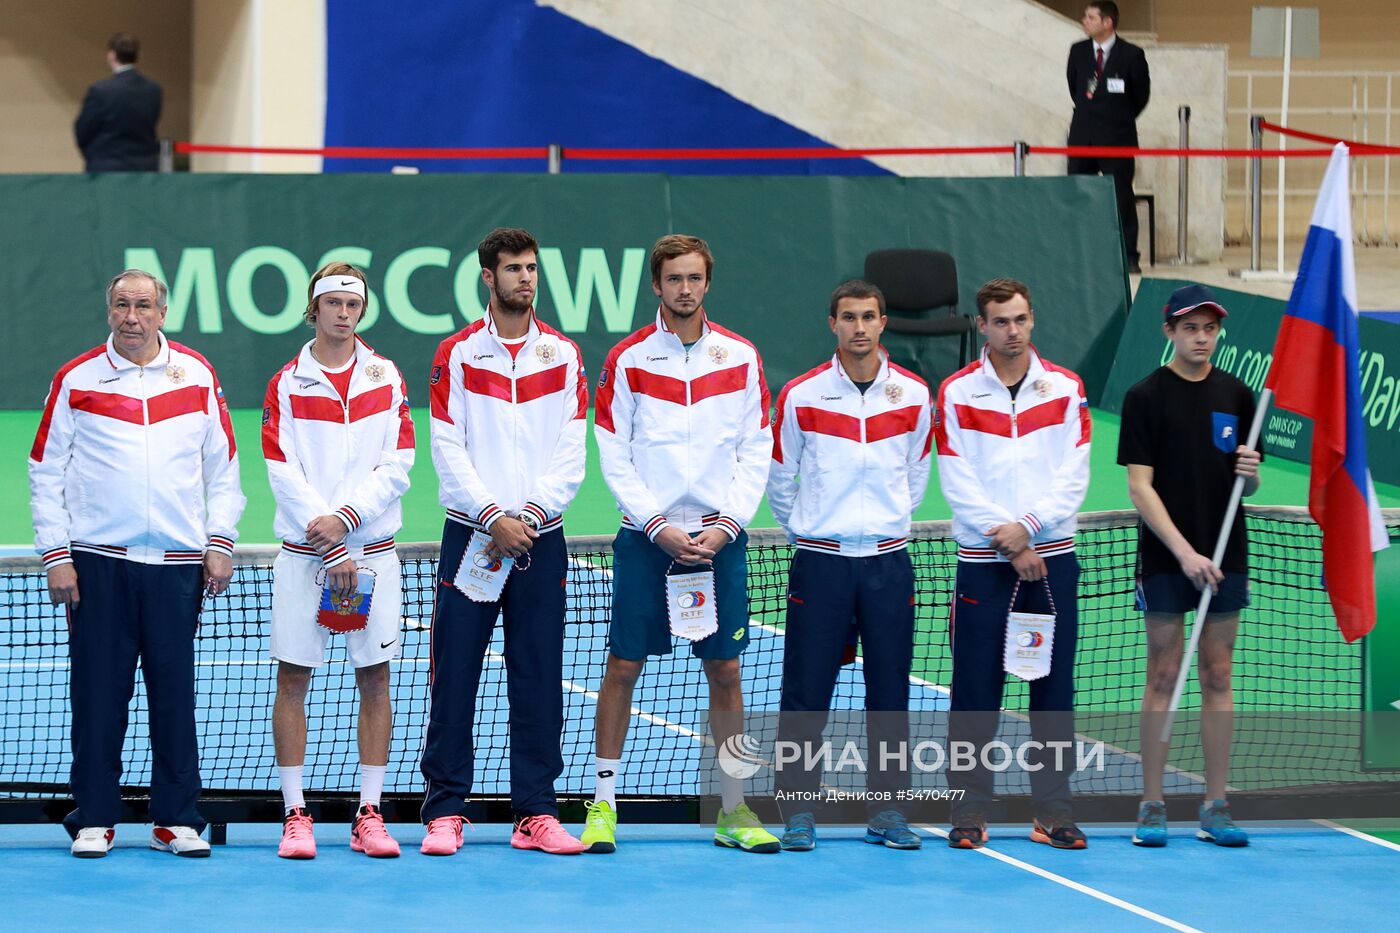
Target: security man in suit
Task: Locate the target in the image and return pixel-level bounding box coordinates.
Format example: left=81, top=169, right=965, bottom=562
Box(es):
left=75, top=33, right=163, bottom=172
left=1067, top=2, right=1150, bottom=273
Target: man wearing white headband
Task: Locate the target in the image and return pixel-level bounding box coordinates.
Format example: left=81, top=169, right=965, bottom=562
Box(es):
left=262, top=262, right=416, bottom=859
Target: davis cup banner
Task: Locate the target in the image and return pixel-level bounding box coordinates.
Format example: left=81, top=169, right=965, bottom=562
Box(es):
left=1100, top=278, right=1400, bottom=487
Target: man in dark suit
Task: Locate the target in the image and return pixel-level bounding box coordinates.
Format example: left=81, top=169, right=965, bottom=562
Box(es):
left=75, top=33, right=163, bottom=173
left=1067, top=2, right=1150, bottom=273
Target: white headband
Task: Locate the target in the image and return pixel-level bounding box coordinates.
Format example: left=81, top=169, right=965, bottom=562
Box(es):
left=312, top=275, right=366, bottom=300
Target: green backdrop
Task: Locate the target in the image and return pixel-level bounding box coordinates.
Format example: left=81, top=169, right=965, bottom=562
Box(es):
left=2, top=173, right=1130, bottom=410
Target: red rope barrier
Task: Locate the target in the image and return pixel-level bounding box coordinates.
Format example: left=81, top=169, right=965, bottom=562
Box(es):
left=1033, top=145, right=1336, bottom=158
left=175, top=142, right=551, bottom=159
left=173, top=136, right=1399, bottom=162
left=1256, top=121, right=1400, bottom=156
left=563, top=145, right=1015, bottom=160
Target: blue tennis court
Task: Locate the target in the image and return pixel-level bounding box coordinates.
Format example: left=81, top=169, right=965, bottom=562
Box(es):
left=3, top=529, right=1397, bottom=932
left=0, top=820, right=1395, bottom=931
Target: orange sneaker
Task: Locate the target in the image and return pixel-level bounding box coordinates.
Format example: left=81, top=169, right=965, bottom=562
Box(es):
left=511, top=814, right=585, bottom=855
left=420, top=815, right=465, bottom=856
left=278, top=808, right=317, bottom=859
left=351, top=804, right=401, bottom=858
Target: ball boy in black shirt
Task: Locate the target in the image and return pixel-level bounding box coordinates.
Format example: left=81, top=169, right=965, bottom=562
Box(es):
left=1118, top=284, right=1261, bottom=848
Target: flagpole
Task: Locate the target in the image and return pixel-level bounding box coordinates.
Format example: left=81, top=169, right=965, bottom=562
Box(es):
left=1159, top=388, right=1274, bottom=743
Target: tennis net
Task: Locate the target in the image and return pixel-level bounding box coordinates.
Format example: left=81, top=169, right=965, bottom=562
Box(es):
left=2, top=506, right=1397, bottom=822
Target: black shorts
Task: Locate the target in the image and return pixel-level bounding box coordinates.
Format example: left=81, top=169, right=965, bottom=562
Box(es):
left=1135, top=571, right=1250, bottom=616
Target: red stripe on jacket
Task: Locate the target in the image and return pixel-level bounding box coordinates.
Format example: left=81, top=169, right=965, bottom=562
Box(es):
left=171, top=341, right=236, bottom=458
left=31, top=346, right=106, bottom=462
left=68, top=390, right=145, bottom=424
left=795, top=406, right=862, bottom=442
left=429, top=321, right=485, bottom=425
left=690, top=364, right=749, bottom=403
left=771, top=360, right=833, bottom=464
left=594, top=324, right=657, bottom=434
left=397, top=377, right=415, bottom=450
left=627, top=368, right=687, bottom=405
left=146, top=386, right=210, bottom=424
left=464, top=364, right=513, bottom=402
left=515, top=364, right=567, bottom=404
left=865, top=405, right=922, bottom=443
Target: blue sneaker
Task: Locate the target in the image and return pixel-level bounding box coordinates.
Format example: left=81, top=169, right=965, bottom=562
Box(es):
left=1132, top=800, right=1168, bottom=847
left=780, top=812, right=816, bottom=851
left=1197, top=799, right=1249, bottom=847
left=865, top=809, right=922, bottom=850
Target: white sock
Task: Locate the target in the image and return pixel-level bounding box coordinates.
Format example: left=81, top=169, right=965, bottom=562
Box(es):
left=594, top=756, right=621, bottom=807
left=719, top=771, right=744, bottom=814
left=360, top=764, right=386, bottom=808
left=279, top=766, right=305, bottom=813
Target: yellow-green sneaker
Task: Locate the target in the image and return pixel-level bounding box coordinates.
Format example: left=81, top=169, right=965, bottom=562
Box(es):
left=581, top=800, right=617, bottom=854
left=714, top=803, right=780, bottom=853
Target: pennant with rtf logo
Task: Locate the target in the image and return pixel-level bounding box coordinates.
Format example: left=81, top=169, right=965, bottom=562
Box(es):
left=666, top=566, right=718, bottom=642
left=1003, top=577, right=1056, bottom=681
left=452, top=532, right=514, bottom=603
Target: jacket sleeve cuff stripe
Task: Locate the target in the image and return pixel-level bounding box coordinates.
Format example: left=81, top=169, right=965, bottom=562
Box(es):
left=478, top=504, right=505, bottom=529
left=335, top=506, right=361, bottom=532
left=644, top=515, right=669, bottom=541
left=321, top=543, right=351, bottom=568
left=206, top=535, right=235, bottom=557
left=715, top=516, right=742, bottom=542
left=42, top=547, right=73, bottom=569
left=522, top=502, right=549, bottom=525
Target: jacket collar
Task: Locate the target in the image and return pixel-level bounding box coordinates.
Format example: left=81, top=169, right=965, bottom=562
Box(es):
left=105, top=331, right=171, bottom=371
left=831, top=349, right=891, bottom=388
left=976, top=344, right=1047, bottom=388
left=484, top=306, right=539, bottom=349
left=655, top=307, right=711, bottom=347
left=293, top=336, right=374, bottom=384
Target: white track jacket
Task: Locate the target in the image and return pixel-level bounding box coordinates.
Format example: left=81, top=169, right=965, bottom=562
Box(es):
left=934, top=348, right=1091, bottom=561
left=429, top=311, right=588, bottom=534
left=262, top=339, right=414, bottom=567
left=29, top=333, right=244, bottom=568
left=595, top=310, right=771, bottom=542
left=768, top=352, right=932, bottom=556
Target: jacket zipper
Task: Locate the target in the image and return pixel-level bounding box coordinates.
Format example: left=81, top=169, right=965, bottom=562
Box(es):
left=140, top=365, right=152, bottom=543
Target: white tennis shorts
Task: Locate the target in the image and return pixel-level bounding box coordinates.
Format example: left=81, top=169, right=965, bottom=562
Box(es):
left=269, top=549, right=403, bottom=669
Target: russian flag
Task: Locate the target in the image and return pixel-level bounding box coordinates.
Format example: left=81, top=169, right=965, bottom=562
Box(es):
left=1265, top=143, right=1390, bottom=642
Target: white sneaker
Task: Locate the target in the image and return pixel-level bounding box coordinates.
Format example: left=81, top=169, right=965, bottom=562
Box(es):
left=71, top=827, right=115, bottom=858
left=150, top=826, right=211, bottom=858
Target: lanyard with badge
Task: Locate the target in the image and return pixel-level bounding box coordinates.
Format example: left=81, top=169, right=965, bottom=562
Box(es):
left=1003, top=576, right=1056, bottom=681
left=665, top=560, right=718, bottom=642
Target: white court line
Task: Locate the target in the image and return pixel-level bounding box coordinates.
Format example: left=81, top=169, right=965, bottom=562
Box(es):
left=483, top=647, right=706, bottom=742
left=1312, top=819, right=1400, bottom=853
left=753, top=621, right=1213, bottom=789
left=913, top=823, right=1203, bottom=932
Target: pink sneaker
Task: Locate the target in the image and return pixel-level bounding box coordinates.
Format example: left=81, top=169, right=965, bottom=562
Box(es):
left=511, top=814, right=585, bottom=855
left=351, top=805, right=401, bottom=858
left=420, top=815, right=465, bottom=856
left=278, top=808, right=317, bottom=859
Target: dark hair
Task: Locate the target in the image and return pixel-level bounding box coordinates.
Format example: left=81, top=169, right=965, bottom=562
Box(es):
left=975, top=277, right=1032, bottom=318
left=477, top=227, right=539, bottom=274
left=829, top=279, right=886, bottom=316
left=108, top=33, right=140, bottom=65
left=304, top=261, right=368, bottom=324
left=1088, top=2, right=1119, bottom=29
left=649, top=234, right=714, bottom=284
